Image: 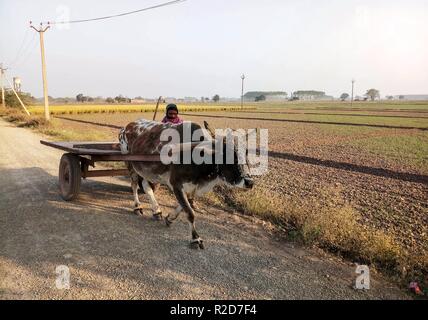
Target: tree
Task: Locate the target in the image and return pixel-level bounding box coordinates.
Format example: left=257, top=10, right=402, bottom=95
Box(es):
left=340, top=93, right=349, bottom=101
left=255, top=95, right=266, bottom=102
left=366, top=89, right=380, bottom=101
left=114, top=95, right=131, bottom=103
left=115, top=95, right=125, bottom=103
left=399, top=95, right=405, bottom=100
left=76, top=93, right=84, bottom=102
left=106, top=97, right=115, bottom=103
left=212, top=94, right=220, bottom=102
left=244, top=91, right=287, bottom=100
left=5, top=90, right=36, bottom=108
left=386, top=95, right=394, bottom=100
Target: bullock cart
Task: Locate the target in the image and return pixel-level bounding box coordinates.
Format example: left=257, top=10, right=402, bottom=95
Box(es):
left=40, top=140, right=161, bottom=201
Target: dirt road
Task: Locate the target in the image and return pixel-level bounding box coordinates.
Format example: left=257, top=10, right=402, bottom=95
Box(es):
left=0, top=118, right=408, bottom=299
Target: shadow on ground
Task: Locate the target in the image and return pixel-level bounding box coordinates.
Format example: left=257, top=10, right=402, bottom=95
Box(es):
left=268, top=151, right=428, bottom=185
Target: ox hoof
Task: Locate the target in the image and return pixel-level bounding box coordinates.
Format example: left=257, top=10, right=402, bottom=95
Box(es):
left=189, top=239, right=204, bottom=250
left=152, top=213, right=163, bottom=221
left=133, top=207, right=144, bottom=216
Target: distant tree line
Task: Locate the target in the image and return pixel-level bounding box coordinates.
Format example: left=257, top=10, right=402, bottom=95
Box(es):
left=339, top=88, right=381, bottom=102
left=76, top=93, right=132, bottom=104
left=76, top=94, right=94, bottom=103
left=199, top=95, right=221, bottom=102
left=244, top=91, right=287, bottom=100
left=293, top=90, right=325, bottom=96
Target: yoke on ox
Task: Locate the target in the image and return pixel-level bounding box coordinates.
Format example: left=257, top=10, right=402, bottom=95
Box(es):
left=119, top=119, right=254, bottom=249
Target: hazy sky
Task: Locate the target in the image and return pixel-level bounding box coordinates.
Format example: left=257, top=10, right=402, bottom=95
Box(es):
left=1, top=0, right=427, bottom=99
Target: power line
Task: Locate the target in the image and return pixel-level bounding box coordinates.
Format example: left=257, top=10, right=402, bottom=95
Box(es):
left=43, top=0, right=187, bottom=25
left=21, top=0, right=187, bottom=121
left=9, top=35, right=38, bottom=71
left=8, top=27, right=31, bottom=67
left=8, top=33, right=37, bottom=69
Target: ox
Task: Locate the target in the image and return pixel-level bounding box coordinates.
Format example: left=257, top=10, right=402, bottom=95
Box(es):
left=118, top=119, right=254, bottom=249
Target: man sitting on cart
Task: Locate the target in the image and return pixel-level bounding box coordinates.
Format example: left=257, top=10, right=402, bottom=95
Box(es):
left=161, top=104, right=183, bottom=125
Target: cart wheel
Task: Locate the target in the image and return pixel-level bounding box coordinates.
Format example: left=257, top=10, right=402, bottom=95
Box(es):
left=59, top=153, right=81, bottom=201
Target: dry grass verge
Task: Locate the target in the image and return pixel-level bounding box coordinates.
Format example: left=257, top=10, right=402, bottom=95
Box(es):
left=205, top=185, right=428, bottom=289
left=1, top=108, right=48, bottom=128
left=0, top=108, right=111, bottom=141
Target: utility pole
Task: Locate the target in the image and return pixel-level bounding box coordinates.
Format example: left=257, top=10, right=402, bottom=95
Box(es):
left=241, top=74, right=245, bottom=109
left=31, top=22, right=51, bottom=121
left=0, top=64, right=6, bottom=108
left=351, top=78, right=355, bottom=107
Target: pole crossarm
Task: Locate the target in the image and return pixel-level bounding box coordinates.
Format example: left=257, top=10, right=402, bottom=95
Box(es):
left=30, top=25, right=50, bottom=33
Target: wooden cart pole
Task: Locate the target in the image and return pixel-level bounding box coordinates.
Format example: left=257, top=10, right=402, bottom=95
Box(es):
left=153, top=96, right=163, bottom=121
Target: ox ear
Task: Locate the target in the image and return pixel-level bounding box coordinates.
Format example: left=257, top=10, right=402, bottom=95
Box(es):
left=203, top=121, right=216, bottom=138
